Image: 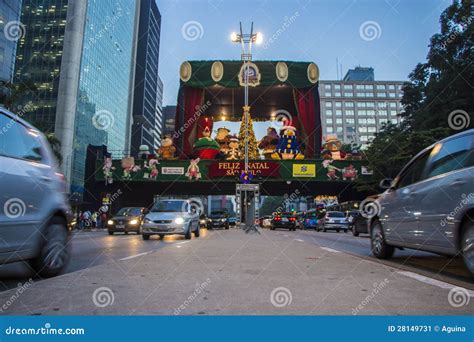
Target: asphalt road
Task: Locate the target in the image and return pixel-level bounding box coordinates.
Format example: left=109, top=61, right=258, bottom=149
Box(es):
left=0, top=229, right=208, bottom=292
left=0, top=227, right=471, bottom=293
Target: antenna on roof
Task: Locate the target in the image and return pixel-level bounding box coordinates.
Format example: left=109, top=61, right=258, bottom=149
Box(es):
left=336, top=58, right=339, bottom=80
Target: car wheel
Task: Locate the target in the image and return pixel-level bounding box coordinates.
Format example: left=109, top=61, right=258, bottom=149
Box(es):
left=336, top=229, right=340, bottom=233
left=225, top=224, right=229, bottom=230
left=322, top=227, right=326, bottom=232
left=159, top=234, right=164, bottom=240
left=185, top=228, right=192, bottom=240
left=371, top=220, right=394, bottom=259
left=352, top=225, right=359, bottom=237
left=461, top=218, right=474, bottom=276
left=30, top=217, right=69, bottom=278
left=124, top=231, right=129, bottom=235
left=142, top=234, right=150, bottom=240
left=195, top=227, right=200, bottom=237
left=344, top=229, right=348, bottom=233
left=108, top=231, right=114, bottom=235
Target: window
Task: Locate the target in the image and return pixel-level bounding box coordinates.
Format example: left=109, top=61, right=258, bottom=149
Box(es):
left=335, top=110, right=342, bottom=116
left=367, top=118, right=376, bottom=124
left=326, top=118, right=333, bottom=124
left=390, top=110, right=397, bottom=116
left=368, top=126, right=376, bottom=132
left=336, top=118, right=342, bottom=124
left=335, top=92, right=341, bottom=97
left=326, top=127, right=334, bottom=133
left=366, top=102, right=375, bottom=107
left=365, top=85, right=373, bottom=90
left=378, top=110, right=387, bottom=116
left=389, top=102, right=397, bottom=108
left=358, top=110, right=367, bottom=115
left=335, top=102, right=342, bottom=107
left=356, top=85, right=364, bottom=90
left=334, top=84, right=341, bottom=90
left=325, top=102, right=333, bottom=108
left=359, top=119, right=367, bottom=125
left=326, top=110, right=333, bottom=116
left=357, top=102, right=366, bottom=108
left=376, top=85, right=386, bottom=90
left=377, top=102, right=387, bottom=108
left=388, top=85, right=395, bottom=90
left=346, top=118, right=355, bottom=124
left=367, top=110, right=375, bottom=116
left=345, top=102, right=354, bottom=107
left=356, top=92, right=365, bottom=97
left=0, top=113, right=44, bottom=162
left=336, top=126, right=343, bottom=132
left=397, top=151, right=432, bottom=188
left=389, top=93, right=396, bottom=98
left=325, top=92, right=332, bottom=96
left=344, top=84, right=353, bottom=90
left=324, top=84, right=331, bottom=89
left=377, top=93, right=386, bottom=97
left=426, top=135, right=474, bottom=178
left=344, top=92, right=353, bottom=97
left=346, top=110, right=354, bottom=116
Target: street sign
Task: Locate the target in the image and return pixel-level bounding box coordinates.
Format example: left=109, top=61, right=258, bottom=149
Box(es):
left=236, top=184, right=259, bottom=191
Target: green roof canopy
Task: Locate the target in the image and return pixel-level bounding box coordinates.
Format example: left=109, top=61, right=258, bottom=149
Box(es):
left=180, top=60, right=319, bottom=88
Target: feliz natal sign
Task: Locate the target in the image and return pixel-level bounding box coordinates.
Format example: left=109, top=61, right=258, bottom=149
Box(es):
left=207, top=161, right=280, bottom=177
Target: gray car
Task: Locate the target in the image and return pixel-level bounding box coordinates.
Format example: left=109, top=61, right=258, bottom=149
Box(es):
left=369, top=129, right=474, bottom=275
left=0, top=108, right=71, bottom=277
left=141, top=199, right=200, bottom=240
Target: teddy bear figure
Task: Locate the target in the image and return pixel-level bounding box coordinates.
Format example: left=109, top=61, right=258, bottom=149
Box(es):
left=215, top=127, right=231, bottom=153
left=157, top=134, right=177, bottom=160
left=258, top=127, right=279, bottom=159
left=322, top=134, right=345, bottom=160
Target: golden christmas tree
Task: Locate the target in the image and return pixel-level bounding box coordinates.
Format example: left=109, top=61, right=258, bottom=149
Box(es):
left=238, top=106, right=259, bottom=160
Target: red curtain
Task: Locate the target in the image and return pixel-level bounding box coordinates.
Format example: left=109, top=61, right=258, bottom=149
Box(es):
left=293, top=86, right=321, bottom=158
left=183, top=87, right=204, bottom=156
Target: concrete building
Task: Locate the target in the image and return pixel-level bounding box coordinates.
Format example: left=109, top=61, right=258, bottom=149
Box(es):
left=162, top=105, right=177, bottom=136
left=320, top=68, right=404, bottom=148
left=130, top=0, right=163, bottom=155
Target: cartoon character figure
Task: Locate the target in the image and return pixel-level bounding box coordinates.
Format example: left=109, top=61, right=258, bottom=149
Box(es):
left=157, top=135, right=177, bottom=159
left=258, top=127, right=279, bottom=159
left=226, top=135, right=241, bottom=160
left=138, top=145, right=150, bottom=160
left=185, top=158, right=202, bottom=181
left=322, top=134, right=345, bottom=160
left=215, top=127, right=231, bottom=153
left=342, top=164, right=358, bottom=180
left=121, top=157, right=141, bottom=180
left=193, top=127, right=221, bottom=159
left=271, top=125, right=304, bottom=160
left=322, top=159, right=341, bottom=180
left=103, top=157, right=115, bottom=185
left=149, top=159, right=159, bottom=179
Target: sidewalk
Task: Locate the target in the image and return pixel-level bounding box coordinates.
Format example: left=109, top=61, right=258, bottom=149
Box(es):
left=0, top=229, right=472, bottom=315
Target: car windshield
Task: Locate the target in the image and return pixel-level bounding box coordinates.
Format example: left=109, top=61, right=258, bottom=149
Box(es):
left=151, top=201, right=186, bottom=212
left=116, top=207, right=141, bottom=216
left=327, top=212, right=345, bottom=218
left=210, top=211, right=226, bottom=217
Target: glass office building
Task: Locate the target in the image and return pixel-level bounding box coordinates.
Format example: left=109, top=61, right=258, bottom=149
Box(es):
left=13, top=0, right=68, bottom=131
left=70, top=0, right=137, bottom=191
left=0, top=0, right=22, bottom=83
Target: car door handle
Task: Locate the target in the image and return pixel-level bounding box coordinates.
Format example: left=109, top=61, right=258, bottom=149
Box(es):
left=451, top=180, right=466, bottom=186
left=40, top=176, right=52, bottom=182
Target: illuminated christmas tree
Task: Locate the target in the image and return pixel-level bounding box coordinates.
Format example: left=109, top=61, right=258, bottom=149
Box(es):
left=238, top=106, right=259, bottom=160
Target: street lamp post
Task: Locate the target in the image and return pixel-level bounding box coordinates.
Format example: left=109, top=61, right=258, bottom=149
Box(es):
left=231, top=22, right=262, bottom=231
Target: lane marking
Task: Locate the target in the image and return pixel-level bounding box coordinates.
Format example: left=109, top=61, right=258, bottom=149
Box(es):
left=120, top=251, right=152, bottom=261
left=320, top=247, right=340, bottom=253
left=295, top=239, right=304, bottom=242
left=397, top=271, right=474, bottom=296
left=176, top=241, right=190, bottom=245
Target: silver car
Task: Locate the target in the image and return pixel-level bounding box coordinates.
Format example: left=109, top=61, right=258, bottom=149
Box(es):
left=0, top=108, right=71, bottom=277
left=370, top=129, right=474, bottom=275
left=141, top=199, right=200, bottom=240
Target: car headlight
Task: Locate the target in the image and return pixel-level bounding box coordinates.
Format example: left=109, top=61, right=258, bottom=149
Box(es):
left=221, top=218, right=226, bottom=222
left=107, top=220, right=114, bottom=225
left=200, top=219, right=206, bottom=224
left=175, top=217, right=184, bottom=225
left=130, top=219, right=138, bottom=225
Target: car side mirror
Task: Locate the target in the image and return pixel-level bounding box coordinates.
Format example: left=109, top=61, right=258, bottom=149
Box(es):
left=379, top=178, right=393, bottom=190
left=143, top=208, right=149, bottom=214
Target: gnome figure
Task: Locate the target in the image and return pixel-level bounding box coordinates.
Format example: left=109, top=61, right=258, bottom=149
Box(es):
left=271, top=125, right=304, bottom=160
left=226, top=135, right=241, bottom=160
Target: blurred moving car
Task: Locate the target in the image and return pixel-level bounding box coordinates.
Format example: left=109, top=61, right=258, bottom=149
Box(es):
left=207, top=210, right=229, bottom=230
left=318, top=211, right=348, bottom=233
left=107, top=207, right=147, bottom=235
left=270, top=212, right=297, bottom=231
left=141, top=199, right=200, bottom=240
left=349, top=212, right=369, bottom=236
left=228, top=216, right=237, bottom=226
left=370, top=130, right=474, bottom=275
left=302, top=210, right=319, bottom=230
left=0, top=108, right=71, bottom=277
left=199, top=214, right=208, bottom=228
left=260, top=216, right=273, bottom=228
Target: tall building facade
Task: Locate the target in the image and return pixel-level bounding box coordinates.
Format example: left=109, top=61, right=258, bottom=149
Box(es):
left=14, top=0, right=141, bottom=195
left=343, top=66, right=374, bottom=82
left=320, top=68, right=404, bottom=148
left=162, top=105, right=177, bottom=136
left=130, top=0, right=162, bottom=155
left=13, top=0, right=68, bottom=131
left=0, top=0, right=22, bottom=84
